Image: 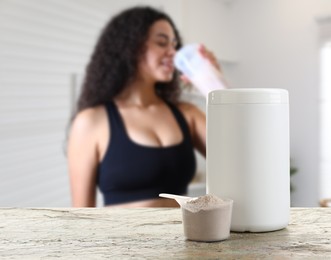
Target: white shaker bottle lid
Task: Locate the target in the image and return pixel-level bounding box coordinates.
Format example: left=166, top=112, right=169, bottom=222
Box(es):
left=208, top=88, right=289, bottom=105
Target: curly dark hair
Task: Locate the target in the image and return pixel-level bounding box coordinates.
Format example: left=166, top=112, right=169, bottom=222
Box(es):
left=76, top=6, right=183, bottom=114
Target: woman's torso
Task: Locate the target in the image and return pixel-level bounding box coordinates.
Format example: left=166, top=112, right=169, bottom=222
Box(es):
left=96, top=100, right=196, bottom=207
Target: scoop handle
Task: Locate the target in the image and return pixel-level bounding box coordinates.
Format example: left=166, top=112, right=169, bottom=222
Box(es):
left=159, top=193, right=191, bottom=201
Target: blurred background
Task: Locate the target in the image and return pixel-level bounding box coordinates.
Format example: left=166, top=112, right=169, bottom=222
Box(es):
left=0, top=0, right=331, bottom=207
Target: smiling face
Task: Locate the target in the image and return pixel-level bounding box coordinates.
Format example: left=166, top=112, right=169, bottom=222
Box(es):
left=137, top=20, right=178, bottom=83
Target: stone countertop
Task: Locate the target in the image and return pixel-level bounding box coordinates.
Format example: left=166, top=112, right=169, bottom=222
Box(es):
left=0, top=207, right=330, bottom=259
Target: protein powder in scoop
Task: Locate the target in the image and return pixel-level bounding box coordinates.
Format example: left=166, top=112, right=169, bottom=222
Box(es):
left=181, top=194, right=233, bottom=242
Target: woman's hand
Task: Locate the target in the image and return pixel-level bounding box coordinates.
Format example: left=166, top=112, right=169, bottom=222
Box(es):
left=198, top=44, right=221, bottom=72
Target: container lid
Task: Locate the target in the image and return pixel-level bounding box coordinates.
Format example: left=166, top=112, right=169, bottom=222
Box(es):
left=208, top=88, right=289, bottom=104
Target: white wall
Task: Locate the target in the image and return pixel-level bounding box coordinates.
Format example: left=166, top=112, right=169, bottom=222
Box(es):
left=230, top=0, right=331, bottom=206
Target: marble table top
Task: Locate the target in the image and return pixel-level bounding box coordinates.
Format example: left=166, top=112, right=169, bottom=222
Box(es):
left=0, top=207, right=330, bottom=259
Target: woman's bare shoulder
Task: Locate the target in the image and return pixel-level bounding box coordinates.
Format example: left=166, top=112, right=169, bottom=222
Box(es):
left=70, top=105, right=106, bottom=135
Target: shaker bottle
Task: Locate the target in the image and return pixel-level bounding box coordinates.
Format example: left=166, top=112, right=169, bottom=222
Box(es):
left=206, top=88, right=290, bottom=232
left=174, top=44, right=227, bottom=97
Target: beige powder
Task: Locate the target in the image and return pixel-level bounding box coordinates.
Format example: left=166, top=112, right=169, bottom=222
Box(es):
left=185, top=194, right=225, bottom=212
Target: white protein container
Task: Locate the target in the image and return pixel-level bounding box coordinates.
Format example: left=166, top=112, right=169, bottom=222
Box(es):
left=206, top=88, right=290, bottom=232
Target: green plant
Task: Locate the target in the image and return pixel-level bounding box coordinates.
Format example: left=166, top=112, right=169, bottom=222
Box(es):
left=290, top=160, right=298, bottom=192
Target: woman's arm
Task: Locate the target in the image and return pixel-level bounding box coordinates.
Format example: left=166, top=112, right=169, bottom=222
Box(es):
left=191, top=105, right=206, bottom=157
left=178, top=103, right=206, bottom=157
left=67, top=108, right=100, bottom=207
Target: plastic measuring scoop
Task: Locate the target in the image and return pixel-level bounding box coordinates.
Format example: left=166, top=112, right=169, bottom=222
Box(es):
left=160, top=193, right=233, bottom=242
left=159, top=193, right=196, bottom=206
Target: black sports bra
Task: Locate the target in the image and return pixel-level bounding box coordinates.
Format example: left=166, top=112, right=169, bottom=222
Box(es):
left=97, top=101, right=196, bottom=205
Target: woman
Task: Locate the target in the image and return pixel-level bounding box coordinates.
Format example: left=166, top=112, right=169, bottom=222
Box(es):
left=67, top=6, right=221, bottom=207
